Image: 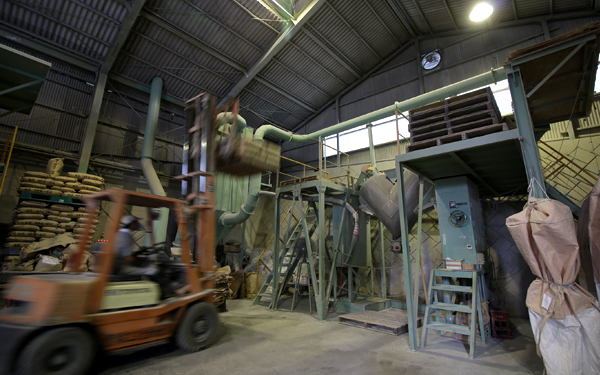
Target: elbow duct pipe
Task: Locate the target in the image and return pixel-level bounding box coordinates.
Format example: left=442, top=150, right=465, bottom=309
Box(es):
left=218, top=68, right=506, bottom=230
left=141, top=76, right=168, bottom=245
left=254, top=68, right=506, bottom=143
left=216, top=112, right=246, bottom=134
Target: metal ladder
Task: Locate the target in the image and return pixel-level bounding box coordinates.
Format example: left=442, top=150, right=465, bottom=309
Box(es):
left=421, top=269, right=486, bottom=359
left=253, top=204, right=319, bottom=308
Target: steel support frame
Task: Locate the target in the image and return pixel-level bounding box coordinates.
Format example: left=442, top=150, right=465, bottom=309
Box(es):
left=396, top=161, right=418, bottom=350
left=78, top=0, right=147, bottom=172
left=217, top=0, right=327, bottom=107
left=78, top=73, right=107, bottom=173
left=504, top=35, right=597, bottom=198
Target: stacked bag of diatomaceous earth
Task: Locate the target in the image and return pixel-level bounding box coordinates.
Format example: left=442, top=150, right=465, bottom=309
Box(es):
left=4, top=158, right=104, bottom=249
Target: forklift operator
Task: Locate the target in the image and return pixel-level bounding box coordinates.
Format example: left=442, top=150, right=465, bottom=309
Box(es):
left=114, top=215, right=158, bottom=276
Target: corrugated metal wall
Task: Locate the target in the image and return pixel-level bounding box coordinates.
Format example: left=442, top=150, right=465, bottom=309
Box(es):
left=0, top=41, right=94, bottom=152
left=286, top=16, right=600, bottom=163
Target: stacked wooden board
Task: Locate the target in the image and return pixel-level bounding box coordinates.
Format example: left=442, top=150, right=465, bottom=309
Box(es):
left=406, top=87, right=514, bottom=152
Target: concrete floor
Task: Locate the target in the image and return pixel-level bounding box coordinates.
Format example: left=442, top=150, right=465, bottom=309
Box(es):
left=99, top=298, right=545, bottom=375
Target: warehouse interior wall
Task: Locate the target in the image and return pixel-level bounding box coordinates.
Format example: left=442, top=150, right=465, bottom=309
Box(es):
left=281, top=16, right=600, bottom=168
left=0, top=150, right=181, bottom=246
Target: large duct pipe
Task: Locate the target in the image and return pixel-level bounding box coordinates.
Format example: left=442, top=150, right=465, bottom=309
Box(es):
left=218, top=118, right=268, bottom=228
left=219, top=68, right=505, bottom=231
left=141, top=76, right=169, bottom=245
left=254, top=68, right=506, bottom=142
left=216, top=112, right=246, bottom=134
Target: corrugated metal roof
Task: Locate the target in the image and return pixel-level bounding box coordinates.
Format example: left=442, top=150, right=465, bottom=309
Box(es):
left=0, top=0, right=127, bottom=61
left=1, top=0, right=599, bottom=162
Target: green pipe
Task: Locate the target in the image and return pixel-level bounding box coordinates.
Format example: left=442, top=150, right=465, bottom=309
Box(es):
left=254, top=68, right=506, bottom=142
left=366, top=123, right=377, bottom=172
left=216, top=112, right=247, bottom=134
left=140, top=76, right=169, bottom=245
left=219, top=68, right=507, bottom=231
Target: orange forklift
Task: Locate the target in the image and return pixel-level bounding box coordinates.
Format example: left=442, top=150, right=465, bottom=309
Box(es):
left=0, top=94, right=226, bottom=375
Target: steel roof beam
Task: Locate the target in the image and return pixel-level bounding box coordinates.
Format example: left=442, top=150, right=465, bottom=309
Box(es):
left=362, top=0, right=402, bottom=45
left=9, top=0, right=111, bottom=47
left=512, top=0, right=519, bottom=20
left=101, top=0, right=146, bottom=74
left=270, top=59, right=332, bottom=98
left=325, top=1, right=382, bottom=61
left=142, top=10, right=246, bottom=72
left=0, top=27, right=185, bottom=107
left=287, top=39, right=348, bottom=87
left=108, top=73, right=185, bottom=106
left=120, top=51, right=220, bottom=96
left=132, top=31, right=236, bottom=84
left=441, top=0, right=459, bottom=30
left=385, top=0, right=419, bottom=37
left=230, top=0, right=281, bottom=33
left=242, top=88, right=306, bottom=120
left=71, top=0, right=122, bottom=25
left=179, top=0, right=264, bottom=53
left=217, top=0, right=326, bottom=107
left=176, top=0, right=330, bottom=108
left=411, top=0, right=433, bottom=33
left=0, top=27, right=99, bottom=71
left=228, top=0, right=339, bottom=97
left=254, top=76, right=317, bottom=112
left=239, top=104, right=290, bottom=130
left=303, top=26, right=362, bottom=78
left=79, top=0, right=147, bottom=172
left=290, top=41, right=415, bottom=133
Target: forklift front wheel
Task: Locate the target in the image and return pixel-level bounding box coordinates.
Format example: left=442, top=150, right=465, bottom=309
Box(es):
left=176, top=302, right=219, bottom=352
left=15, top=327, right=95, bottom=375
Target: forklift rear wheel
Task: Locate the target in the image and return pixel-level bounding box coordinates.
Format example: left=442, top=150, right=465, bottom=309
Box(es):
left=15, top=327, right=94, bottom=375
left=176, top=302, right=219, bottom=352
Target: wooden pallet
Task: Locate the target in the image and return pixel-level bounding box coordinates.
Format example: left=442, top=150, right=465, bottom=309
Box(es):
left=410, top=109, right=501, bottom=144
left=409, top=87, right=499, bottom=123
left=338, top=308, right=422, bottom=336
left=406, top=122, right=510, bottom=152
left=409, top=102, right=500, bottom=136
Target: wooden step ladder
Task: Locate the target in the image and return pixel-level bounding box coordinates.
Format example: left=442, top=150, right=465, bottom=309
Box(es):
left=421, top=269, right=486, bottom=359
left=253, top=204, right=319, bottom=308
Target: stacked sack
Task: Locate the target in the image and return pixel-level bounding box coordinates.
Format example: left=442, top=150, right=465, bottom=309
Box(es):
left=16, top=158, right=104, bottom=199
left=5, top=202, right=99, bottom=249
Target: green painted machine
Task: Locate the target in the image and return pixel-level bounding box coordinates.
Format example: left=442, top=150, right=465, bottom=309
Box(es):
left=434, top=176, right=486, bottom=265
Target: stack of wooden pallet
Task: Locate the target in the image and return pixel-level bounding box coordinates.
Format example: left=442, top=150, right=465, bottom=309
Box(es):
left=406, top=87, right=513, bottom=152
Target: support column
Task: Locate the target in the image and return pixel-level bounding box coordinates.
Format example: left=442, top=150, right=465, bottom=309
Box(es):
left=506, top=66, right=546, bottom=198
left=140, top=77, right=169, bottom=246
left=397, top=162, right=417, bottom=350
left=270, top=193, right=282, bottom=310
left=413, top=176, right=425, bottom=341
left=367, top=122, right=378, bottom=172
left=78, top=73, right=107, bottom=173
left=379, top=221, right=387, bottom=299
left=317, top=185, right=327, bottom=320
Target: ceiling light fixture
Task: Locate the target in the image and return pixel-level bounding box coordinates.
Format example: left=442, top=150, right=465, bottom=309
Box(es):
left=469, top=2, right=493, bottom=22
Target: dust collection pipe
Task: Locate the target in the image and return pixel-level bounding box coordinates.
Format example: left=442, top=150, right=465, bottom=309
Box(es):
left=141, top=76, right=169, bottom=245
left=216, top=112, right=246, bottom=134
left=219, top=68, right=507, bottom=227
left=254, top=68, right=506, bottom=142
